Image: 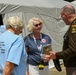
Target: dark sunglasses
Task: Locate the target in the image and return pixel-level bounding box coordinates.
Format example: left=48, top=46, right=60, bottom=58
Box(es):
left=20, top=30, right=22, bottom=33
left=34, top=23, right=42, bottom=27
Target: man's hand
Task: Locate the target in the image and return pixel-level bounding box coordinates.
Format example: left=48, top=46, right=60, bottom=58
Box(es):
left=49, top=51, right=56, bottom=59
left=43, top=51, right=57, bottom=62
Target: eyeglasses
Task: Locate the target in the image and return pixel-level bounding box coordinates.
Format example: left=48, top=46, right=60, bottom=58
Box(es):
left=20, top=30, right=22, bottom=33
left=19, top=28, right=23, bottom=33
left=34, top=23, right=42, bottom=27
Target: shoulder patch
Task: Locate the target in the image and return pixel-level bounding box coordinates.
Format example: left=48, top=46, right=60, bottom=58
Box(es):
left=71, top=25, right=76, bottom=33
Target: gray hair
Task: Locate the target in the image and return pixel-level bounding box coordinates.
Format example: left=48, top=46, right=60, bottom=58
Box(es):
left=5, top=16, right=24, bottom=30
left=27, top=17, right=43, bottom=32
left=61, top=5, right=75, bottom=15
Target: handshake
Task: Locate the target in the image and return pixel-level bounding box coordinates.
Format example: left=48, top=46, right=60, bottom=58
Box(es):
left=41, top=51, right=62, bottom=72
left=41, top=51, right=56, bottom=62
left=41, top=44, right=56, bottom=61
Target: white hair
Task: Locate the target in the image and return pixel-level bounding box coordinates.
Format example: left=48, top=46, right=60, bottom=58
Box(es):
left=5, top=16, right=24, bottom=30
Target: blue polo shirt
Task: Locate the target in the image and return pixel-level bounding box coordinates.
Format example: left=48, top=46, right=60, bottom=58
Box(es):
left=0, top=31, right=27, bottom=75
left=24, top=33, right=52, bottom=66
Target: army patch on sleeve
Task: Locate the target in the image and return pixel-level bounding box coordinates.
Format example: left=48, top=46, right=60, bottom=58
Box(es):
left=71, top=25, right=76, bottom=33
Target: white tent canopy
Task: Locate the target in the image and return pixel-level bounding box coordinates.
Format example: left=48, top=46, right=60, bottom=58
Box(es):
left=0, top=0, right=74, bottom=15
left=1, top=0, right=76, bottom=68
left=71, top=1, right=76, bottom=4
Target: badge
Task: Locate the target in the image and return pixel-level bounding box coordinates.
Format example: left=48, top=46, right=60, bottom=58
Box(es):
left=42, top=39, right=46, bottom=43
left=71, top=25, right=76, bottom=33
left=37, top=45, right=42, bottom=51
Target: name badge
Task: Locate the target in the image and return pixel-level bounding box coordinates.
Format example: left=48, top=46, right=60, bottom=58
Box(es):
left=37, top=45, right=42, bottom=51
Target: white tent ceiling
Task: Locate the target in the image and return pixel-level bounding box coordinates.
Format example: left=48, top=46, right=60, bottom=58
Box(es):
left=0, top=0, right=74, bottom=15
left=71, top=1, right=76, bottom=4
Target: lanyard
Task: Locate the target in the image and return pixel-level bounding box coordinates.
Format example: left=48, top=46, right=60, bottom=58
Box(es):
left=33, top=33, right=42, bottom=52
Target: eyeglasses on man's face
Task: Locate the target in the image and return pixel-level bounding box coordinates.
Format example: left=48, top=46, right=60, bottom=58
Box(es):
left=34, top=23, right=42, bottom=27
